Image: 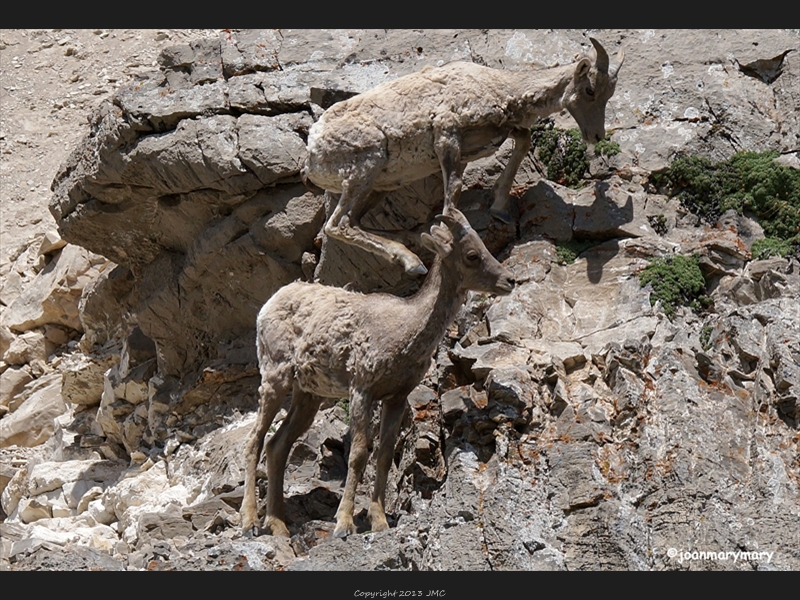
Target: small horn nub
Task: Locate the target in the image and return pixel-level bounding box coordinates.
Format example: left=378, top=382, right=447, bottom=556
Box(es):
left=438, top=207, right=473, bottom=234
left=589, top=37, right=609, bottom=73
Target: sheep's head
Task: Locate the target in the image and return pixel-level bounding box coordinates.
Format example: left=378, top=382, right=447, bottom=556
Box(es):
left=421, top=208, right=515, bottom=295
left=563, top=37, right=624, bottom=145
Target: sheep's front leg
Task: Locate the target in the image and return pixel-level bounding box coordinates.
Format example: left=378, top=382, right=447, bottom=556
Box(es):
left=434, top=124, right=465, bottom=214
left=368, top=395, right=407, bottom=532
left=490, top=128, right=532, bottom=223
left=334, top=390, right=372, bottom=537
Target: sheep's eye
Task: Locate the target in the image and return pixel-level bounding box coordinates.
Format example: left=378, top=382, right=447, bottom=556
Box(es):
left=586, top=86, right=595, bottom=97
left=466, top=250, right=480, bottom=263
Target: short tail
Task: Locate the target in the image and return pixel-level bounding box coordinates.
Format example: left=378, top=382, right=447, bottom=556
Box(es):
left=300, top=153, right=325, bottom=194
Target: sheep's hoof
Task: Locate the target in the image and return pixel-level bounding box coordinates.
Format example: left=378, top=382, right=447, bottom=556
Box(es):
left=370, top=520, right=390, bottom=532
left=333, top=523, right=355, bottom=538
left=397, top=251, right=427, bottom=276
left=407, top=263, right=428, bottom=276
left=242, top=525, right=261, bottom=539
left=266, top=519, right=291, bottom=538
left=490, top=207, right=512, bottom=224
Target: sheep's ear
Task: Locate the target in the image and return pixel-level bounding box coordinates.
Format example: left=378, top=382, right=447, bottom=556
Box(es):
left=574, top=57, right=591, bottom=82
left=421, top=224, right=453, bottom=257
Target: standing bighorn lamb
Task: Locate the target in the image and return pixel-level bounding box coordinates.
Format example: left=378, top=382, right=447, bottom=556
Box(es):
left=241, top=207, right=515, bottom=538
left=303, top=37, right=624, bottom=276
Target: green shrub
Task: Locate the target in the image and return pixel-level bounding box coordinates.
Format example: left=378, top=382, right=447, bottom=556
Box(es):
left=555, top=240, right=597, bottom=264
left=532, top=121, right=589, bottom=188
left=651, top=151, right=800, bottom=256
left=700, top=324, right=713, bottom=351
left=529, top=122, right=620, bottom=187
left=595, top=136, right=621, bottom=157
left=639, top=254, right=711, bottom=319
left=751, top=236, right=794, bottom=260
left=336, top=397, right=350, bottom=424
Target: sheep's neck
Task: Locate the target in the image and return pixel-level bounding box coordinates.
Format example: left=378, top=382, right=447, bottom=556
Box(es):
left=501, top=62, right=575, bottom=125
left=402, top=256, right=464, bottom=358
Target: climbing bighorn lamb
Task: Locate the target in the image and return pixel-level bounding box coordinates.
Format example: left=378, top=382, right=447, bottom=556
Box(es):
left=303, top=37, right=624, bottom=276
left=241, top=207, right=515, bottom=538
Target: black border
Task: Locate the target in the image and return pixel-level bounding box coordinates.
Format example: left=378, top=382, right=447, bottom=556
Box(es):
left=3, top=10, right=792, bottom=583
left=1, top=0, right=779, bottom=29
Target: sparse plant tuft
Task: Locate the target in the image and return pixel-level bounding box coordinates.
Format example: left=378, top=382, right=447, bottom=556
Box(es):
left=555, top=239, right=597, bottom=265
left=648, top=214, right=668, bottom=235
left=595, top=136, right=621, bottom=157
left=751, top=236, right=794, bottom=260
left=700, top=324, right=713, bottom=351
left=336, top=397, right=350, bottom=424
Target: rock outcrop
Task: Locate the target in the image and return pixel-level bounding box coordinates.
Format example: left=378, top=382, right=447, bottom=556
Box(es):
left=1, top=29, right=798, bottom=571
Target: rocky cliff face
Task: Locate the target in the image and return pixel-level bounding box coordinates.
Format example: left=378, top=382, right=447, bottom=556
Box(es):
left=1, top=29, right=798, bottom=571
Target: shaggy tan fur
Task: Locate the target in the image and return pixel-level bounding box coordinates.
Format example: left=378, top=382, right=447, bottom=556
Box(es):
left=304, top=38, right=623, bottom=275
left=241, top=208, right=515, bottom=538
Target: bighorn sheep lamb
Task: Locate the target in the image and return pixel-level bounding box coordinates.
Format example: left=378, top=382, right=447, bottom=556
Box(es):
left=241, top=207, right=515, bottom=538
left=303, top=37, right=624, bottom=276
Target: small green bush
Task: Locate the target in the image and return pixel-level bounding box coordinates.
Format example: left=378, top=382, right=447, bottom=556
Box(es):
left=595, top=136, right=621, bottom=157
left=751, top=236, right=794, bottom=260
left=700, top=324, right=713, bottom=351
left=555, top=239, right=597, bottom=264
left=529, top=122, right=620, bottom=187
left=651, top=151, right=800, bottom=256
left=532, top=121, right=589, bottom=188
left=639, top=254, right=711, bottom=319
left=336, top=397, right=350, bottom=424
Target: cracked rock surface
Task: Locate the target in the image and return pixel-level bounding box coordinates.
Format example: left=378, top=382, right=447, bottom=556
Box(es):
left=1, top=29, right=799, bottom=570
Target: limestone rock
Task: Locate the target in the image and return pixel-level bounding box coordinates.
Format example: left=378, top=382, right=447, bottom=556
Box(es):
left=220, top=28, right=281, bottom=77
left=26, top=459, right=124, bottom=498
left=60, top=353, right=119, bottom=407
left=38, top=231, right=67, bottom=256
left=0, top=373, right=66, bottom=448
left=1, top=467, right=28, bottom=518
left=0, top=326, right=14, bottom=360
left=0, top=366, right=34, bottom=413
left=2, top=330, right=49, bottom=366
left=0, top=245, right=107, bottom=335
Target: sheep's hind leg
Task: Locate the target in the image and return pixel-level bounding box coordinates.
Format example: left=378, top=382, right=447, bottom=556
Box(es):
left=241, top=364, right=292, bottom=537
left=490, top=128, right=531, bottom=223
left=264, top=384, right=323, bottom=537
left=368, top=394, right=408, bottom=532
left=434, top=124, right=466, bottom=215
left=324, top=164, right=427, bottom=276
left=334, top=389, right=373, bottom=537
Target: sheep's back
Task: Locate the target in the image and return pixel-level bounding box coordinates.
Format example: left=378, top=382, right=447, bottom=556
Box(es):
left=257, top=282, right=392, bottom=397
left=305, top=61, right=519, bottom=190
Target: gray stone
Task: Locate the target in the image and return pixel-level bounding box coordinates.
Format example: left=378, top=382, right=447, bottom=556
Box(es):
left=237, top=113, right=309, bottom=185
left=221, top=29, right=281, bottom=76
